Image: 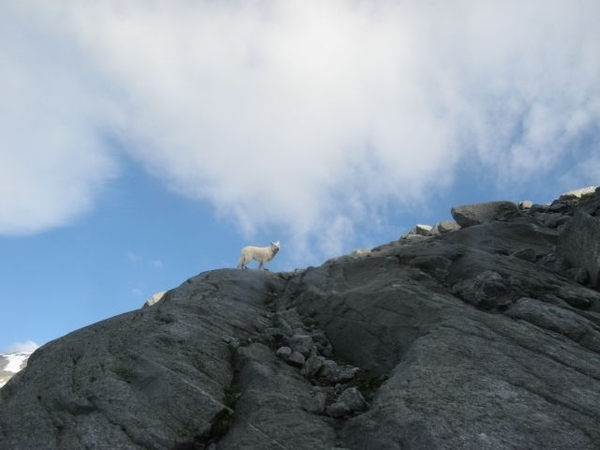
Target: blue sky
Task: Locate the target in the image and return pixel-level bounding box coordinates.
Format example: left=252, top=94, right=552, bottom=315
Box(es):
left=1, top=0, right=599, bottom=353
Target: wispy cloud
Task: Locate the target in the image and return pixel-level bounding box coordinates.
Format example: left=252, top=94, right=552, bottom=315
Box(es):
left=4, top=340, right=39, bottom=354
left=1, top=1, right=599, bottom=255
left=150, top=259, right=164, bottom=269
left=127, top=252, right=165, bottom=269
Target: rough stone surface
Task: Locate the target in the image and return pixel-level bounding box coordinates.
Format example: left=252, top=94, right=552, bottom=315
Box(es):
left=218, top=343, right=337, bottom=450
left=451, top=200, right=520, bottom=227
left=300, top=388, right=327, bottom=414
left=0, top=270, right=281, bottom=450
left=2, top=191, right=600, bottom=449
left=557, top=211, right=600, bottom=288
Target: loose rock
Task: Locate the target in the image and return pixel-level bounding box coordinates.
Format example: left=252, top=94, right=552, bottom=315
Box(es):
left=338, top=387, right=367, bottom=412
left=287, top=351, right=306, bottom=367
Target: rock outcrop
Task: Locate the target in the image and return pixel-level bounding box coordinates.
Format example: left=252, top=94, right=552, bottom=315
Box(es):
left=451, top=200, right=520, bottom=227
left=2, top=188, right=600, bottom=449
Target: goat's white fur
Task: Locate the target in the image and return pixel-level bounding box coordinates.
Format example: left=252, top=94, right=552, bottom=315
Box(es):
left=237, top=241, right=280, bottom=270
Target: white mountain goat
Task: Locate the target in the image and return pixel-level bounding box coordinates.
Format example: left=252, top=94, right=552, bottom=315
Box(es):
left=237, top=241, right=280, bottom=270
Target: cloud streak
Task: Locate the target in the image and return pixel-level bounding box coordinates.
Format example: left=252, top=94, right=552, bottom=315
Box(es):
left=1, top=1, right=599, bottom=256
left=4, top=340, right=39, bottom=354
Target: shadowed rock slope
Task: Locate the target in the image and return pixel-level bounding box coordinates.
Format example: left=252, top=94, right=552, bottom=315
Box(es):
left=2, top=190, right=600, bottom=449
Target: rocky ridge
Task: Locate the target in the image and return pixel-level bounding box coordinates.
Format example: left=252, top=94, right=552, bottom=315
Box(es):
left=1, top=187, right=600, bottom=449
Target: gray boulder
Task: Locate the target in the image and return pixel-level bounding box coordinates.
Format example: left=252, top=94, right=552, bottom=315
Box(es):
left=337, top=387, right=367, bottom=412
left=433, top=220, right=461, bottom=234
left=451, top=200, right=520, bottom=227
left=275, top=346, right=292, bottom=359
left=289, top=333, right=316, bottom=357
left=301, top=355, right=325, bottom=378
left=142, top=290, right=167, bottom=308
left=413, top=224, right=433, bottom=236
left=519, top=200, right=534, bottom=209
left=287, top=351, right=306, bottom=367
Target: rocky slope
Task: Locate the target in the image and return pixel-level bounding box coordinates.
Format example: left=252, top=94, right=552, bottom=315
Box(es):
left=1, top=188, right=600, bottom=449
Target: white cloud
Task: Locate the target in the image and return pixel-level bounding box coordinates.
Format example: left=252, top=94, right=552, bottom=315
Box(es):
left=126, top=252, right=142, bottom=264
left=1, top=1, right=599, bottom=254
left=151, top=259, right=165, bottom=269
left=127, top=252, right=164, bottom=269
left=0, top=2, right=120, bottom=235
left=4, top=340, right=39, bottom=354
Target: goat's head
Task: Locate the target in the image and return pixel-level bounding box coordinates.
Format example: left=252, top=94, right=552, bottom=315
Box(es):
left=271, top=241, right=281, bottom=254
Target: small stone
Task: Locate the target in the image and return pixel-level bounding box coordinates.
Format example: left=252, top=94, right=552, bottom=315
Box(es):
left=301, top=356, right=324, bottom=378
left=436, top=220, right=461, bottom=234
left=263, top=327, right=289, bottom=343
left=319, top=360, right=358, bottom=384
left=338, top=387, right=367, bottom=412
left=414, top=224, right=433, bottom=236
left=275, top=346, right=292, bottom=360
left=289, top=334, right=315, bottom=357
left=519, top=200, right=534, bottom=209
left=326, top=402, right=351, bottom=418
left=336, top=365, right=359, bottom=383
left=310, top=329, right=330, bottom=347
left=287, top=351, right=306, bottom=367
left=319, top=360, right=339, bottom=382
left=143, top=291, right=166, bottom=308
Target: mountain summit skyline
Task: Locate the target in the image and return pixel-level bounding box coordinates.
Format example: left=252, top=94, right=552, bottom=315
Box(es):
left=2, top=188, right=600, bottom=449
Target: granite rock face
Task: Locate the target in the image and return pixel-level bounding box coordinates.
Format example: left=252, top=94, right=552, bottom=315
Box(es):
left=2, top=189, right=600, bottom=449
left=557, top=211, right=600, bottom=288
left=0, top=270, right=282, bottom=450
